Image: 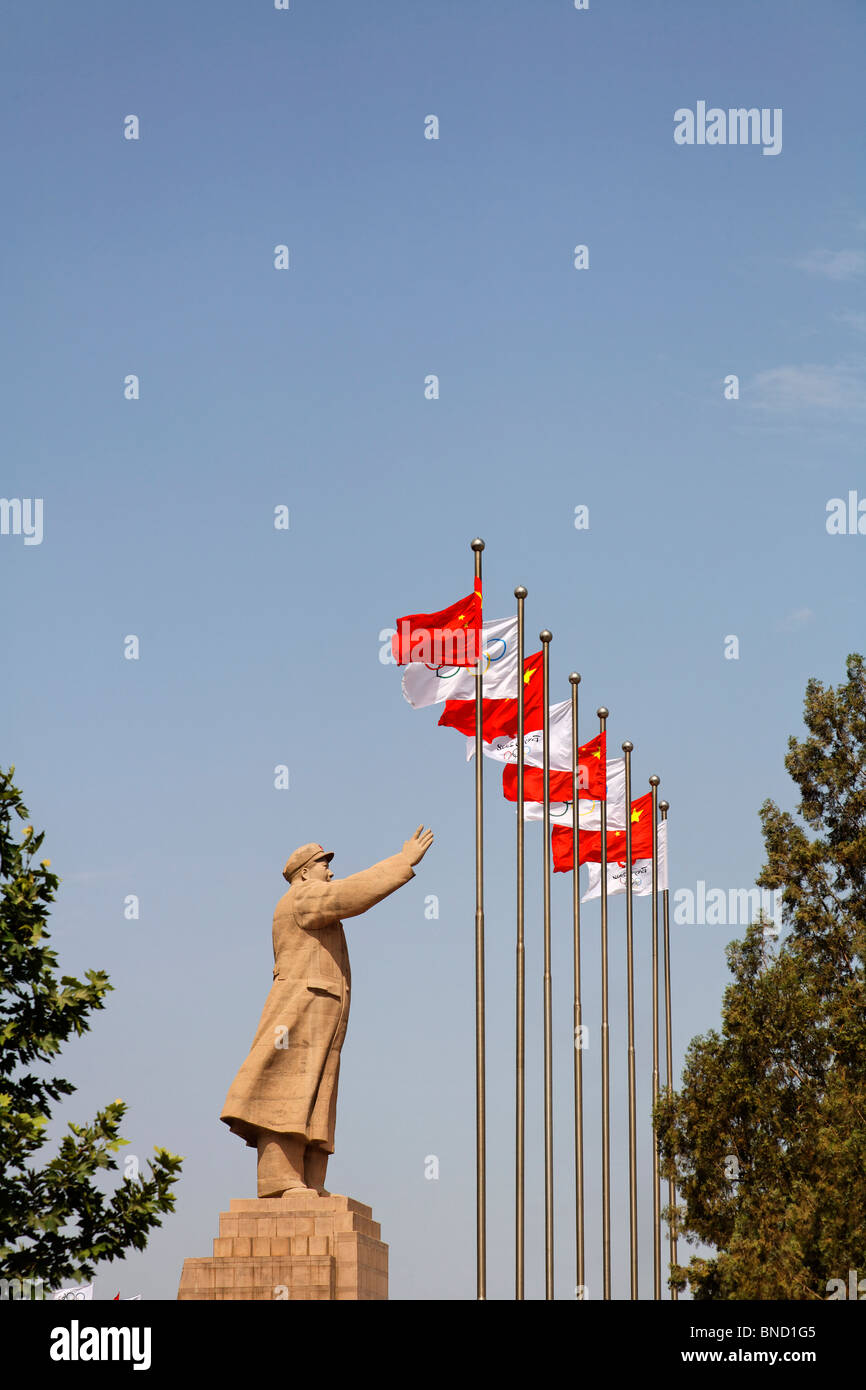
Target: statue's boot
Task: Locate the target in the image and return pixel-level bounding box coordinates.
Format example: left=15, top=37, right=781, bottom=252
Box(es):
left=256, top=1130, right=313, bottom=1197
left=304, top=1142, right=330, bottom=1196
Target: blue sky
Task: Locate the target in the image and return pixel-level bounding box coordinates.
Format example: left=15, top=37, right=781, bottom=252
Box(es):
left=2, top=0, right=864, bottom=1300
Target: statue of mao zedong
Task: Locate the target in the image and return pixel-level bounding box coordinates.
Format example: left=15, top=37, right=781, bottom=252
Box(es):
left=220, top=826, right=434, bottom=1197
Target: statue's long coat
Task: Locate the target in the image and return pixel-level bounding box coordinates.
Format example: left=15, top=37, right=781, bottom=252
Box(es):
left=220, top=852, right=414, bottom=1154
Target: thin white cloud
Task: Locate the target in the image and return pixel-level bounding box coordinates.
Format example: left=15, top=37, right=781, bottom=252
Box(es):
left=750, top=363, right=866, bottom=412
left=779, top=608, right=814, bottom=632
left=794, top=249, right=866, bottom=281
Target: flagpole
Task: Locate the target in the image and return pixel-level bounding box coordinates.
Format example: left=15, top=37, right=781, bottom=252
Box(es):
left=471, top=537, right=486, bottom=1301
left=622, top=741, right=638, bottom=1300
left=597, top=704, right=611, bottom=1300
left=540, top=630, right=554, bottom=1300
left=649, top=773, right=661, bottom=1300
left=515, top=585, right=527, bottom=1301
left=569, top=673, right=585, bottom=1299
left=659, top=798, right=678, bottom=1299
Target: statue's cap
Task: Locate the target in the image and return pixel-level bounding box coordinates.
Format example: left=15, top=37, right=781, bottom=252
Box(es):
left=283, top=842, right=334, bottom=883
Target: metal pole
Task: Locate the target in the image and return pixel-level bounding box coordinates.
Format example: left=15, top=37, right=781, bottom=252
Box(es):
left=471, top=537, right=486, bottom=1301
left=597, top=705, right=611, bottom=1300
left=569, top=673, right=585, bottom=1298
left=622, top=742, right=638, bottom=1299
left=541, top=630, right=554, bottom=1299
left=660, top=799, right=678, bottom=1298
left=515, top=586, right=527, bottom=1300
left=649, top=773, right=661, bottom=1300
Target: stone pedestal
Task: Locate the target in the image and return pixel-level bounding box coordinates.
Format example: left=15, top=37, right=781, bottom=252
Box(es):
left=177, top=1192, right=388, bottom=1301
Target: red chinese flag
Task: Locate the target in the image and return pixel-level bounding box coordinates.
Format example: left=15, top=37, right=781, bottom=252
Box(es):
left=552, top=793, right=654, bottom=873
left=502, top=733, right=607, bottom=803
left=392, top=580, right=481, bottom=666
left=552, top=825, right=576, bottom=873
left=437, top=652, right=544, bottom=740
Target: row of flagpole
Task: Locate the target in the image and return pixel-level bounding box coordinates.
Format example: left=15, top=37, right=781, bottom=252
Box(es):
left=392, top=537, right=678, bottom=1299
left=471, top=541, right=678, bottom=1300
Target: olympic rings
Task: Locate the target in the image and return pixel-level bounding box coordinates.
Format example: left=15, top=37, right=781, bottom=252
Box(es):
left=423, top=663, right=461, bottom=678
left=484, top=638, right=508, bottom=665
left=428, top=636, right=510, bottom=680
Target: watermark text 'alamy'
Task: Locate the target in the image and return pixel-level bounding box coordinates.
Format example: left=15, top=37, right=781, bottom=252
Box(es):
left=674, top=103, right=782, bottom=156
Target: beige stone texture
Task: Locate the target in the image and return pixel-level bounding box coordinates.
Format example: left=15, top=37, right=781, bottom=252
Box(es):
left=178, top=1192, right=388, bottom=1301
left=219, top=852, right=417, bottom=1156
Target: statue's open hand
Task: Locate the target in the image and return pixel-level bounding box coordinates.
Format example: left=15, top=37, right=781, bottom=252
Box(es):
left=402, top=825, right=434, bottom=865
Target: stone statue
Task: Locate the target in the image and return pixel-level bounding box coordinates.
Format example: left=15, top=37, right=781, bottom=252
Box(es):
left=220, top=826, right=434, bottom=1197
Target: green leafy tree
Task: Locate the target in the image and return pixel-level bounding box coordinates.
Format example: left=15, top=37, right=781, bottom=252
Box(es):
left=657, top=654, right=866, bottom=1299
left=0, top=766, right=182, bottom=1290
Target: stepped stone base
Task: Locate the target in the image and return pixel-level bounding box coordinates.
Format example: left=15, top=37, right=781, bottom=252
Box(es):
left=177, top=1192, right=388, bottom=1301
